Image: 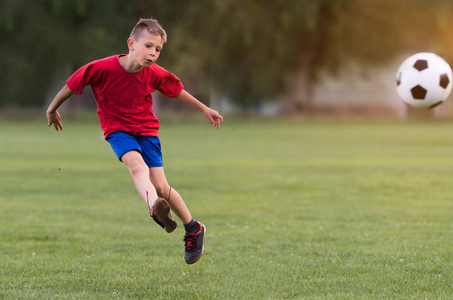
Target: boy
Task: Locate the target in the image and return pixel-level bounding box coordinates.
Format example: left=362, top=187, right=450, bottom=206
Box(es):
left=46, top=18, right=223, bottom=264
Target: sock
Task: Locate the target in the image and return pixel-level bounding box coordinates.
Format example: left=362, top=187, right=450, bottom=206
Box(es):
left=184, top=219, right=199, bottom=233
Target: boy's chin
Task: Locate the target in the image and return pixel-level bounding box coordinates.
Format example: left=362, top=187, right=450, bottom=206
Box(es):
left=144, top=59, right=154, bottom=66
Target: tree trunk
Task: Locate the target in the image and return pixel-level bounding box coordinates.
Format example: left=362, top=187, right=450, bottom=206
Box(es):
left=280, top=51, right=315, bottom=114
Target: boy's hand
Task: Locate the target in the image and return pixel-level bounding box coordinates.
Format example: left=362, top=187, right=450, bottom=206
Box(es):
left=174, top=90, right=223, bottom=128
left=47, top=110, right=64, bottom=131
left=203, top=108, right=223, bottom=129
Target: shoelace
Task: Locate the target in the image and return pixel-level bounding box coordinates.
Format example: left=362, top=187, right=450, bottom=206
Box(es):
left=184, top=233, right=197, bottom=251
left=147, top=191, right=152, bottom=217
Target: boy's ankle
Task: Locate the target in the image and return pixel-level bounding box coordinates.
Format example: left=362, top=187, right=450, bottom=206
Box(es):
left=183, top=219, right=200, bottom=233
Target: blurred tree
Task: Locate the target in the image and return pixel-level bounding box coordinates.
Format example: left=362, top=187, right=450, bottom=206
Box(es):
left=0, top=0, right=134, bottom=107
left=1, top=0, right=452, bottom=113
left=195, top=0, right=452, bottom=112
left=154, top=0, right=453, bottom=112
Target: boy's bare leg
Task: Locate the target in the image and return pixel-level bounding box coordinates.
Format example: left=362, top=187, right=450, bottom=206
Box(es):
left=121, top=151, right=158, bottom=207
left=149, top=167, right=192, bottom=224
left=122, top=151, right=177, bottom=233
left=150, top=166, right=205, bottom=264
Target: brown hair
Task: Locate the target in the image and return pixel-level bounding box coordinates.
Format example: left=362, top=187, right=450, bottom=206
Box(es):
left=130, top=18, right=167, bottom=43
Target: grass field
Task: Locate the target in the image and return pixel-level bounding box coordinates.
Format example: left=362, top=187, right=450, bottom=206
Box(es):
left=1, top=116, right=453, bottom=299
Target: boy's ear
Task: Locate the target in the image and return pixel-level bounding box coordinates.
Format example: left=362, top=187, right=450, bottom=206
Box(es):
left=127, top=38, right=135, bottom=52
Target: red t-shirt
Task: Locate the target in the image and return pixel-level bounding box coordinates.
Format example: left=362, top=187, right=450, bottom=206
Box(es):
left=66, top=55, right=184, bottom=138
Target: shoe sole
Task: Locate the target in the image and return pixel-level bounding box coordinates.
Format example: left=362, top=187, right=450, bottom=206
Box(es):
left=153, top=198, right=177, bottom=233
left=186, top=225, right=206, bottom=264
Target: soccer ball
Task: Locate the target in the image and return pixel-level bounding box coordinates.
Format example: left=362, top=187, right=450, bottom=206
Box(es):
left=396, top=52, right=453, bottom=109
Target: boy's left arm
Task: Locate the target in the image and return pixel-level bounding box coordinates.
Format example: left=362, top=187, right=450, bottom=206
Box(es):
left=175, top=89, right=223, bottom=129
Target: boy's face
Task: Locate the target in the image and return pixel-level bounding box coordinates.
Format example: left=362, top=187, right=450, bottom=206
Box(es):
left=128, top=31, right=163, bottom=68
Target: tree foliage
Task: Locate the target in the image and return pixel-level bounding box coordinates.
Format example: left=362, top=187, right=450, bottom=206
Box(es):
left=1, top=0, right=452, bottom=110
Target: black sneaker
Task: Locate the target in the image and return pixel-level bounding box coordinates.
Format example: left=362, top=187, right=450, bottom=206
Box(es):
left=184, top=221, right=205, bottom=264
left=150, top=198, right=177, bottom=233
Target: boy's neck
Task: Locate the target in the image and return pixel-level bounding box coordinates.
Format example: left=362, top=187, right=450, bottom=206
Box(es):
left=119, top=54, right=143, bottom=73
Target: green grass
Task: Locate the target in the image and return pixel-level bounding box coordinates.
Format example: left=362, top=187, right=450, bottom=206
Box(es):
left=1, top=116, right=453, bottom=299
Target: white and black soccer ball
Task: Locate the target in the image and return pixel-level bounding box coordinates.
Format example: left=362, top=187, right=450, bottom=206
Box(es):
left=396, top=52, right=453, bottom=109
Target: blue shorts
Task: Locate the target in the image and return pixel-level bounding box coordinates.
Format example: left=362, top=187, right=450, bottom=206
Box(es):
left=106, top=132, right=163, bottom=167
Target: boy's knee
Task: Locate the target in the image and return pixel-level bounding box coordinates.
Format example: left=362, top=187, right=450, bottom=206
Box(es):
left=128, top=163, right=148, bottom=177
left=155, top=184, right=171, bottom=199
left=122, top=151, right=148, bottom=176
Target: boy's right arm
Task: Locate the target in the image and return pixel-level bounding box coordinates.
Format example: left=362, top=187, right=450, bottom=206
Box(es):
left=46, top=84, right=74, bottom=131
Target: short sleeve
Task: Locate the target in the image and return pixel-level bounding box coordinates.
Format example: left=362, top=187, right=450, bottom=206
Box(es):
left=156, top=70, right=184, bottom=98
left=66, top=61, right=103, bottom=95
